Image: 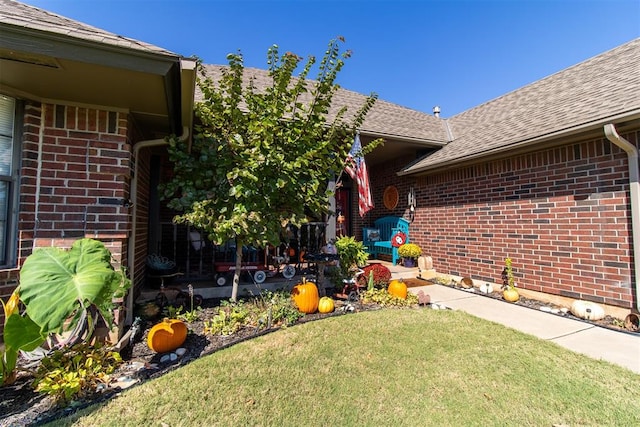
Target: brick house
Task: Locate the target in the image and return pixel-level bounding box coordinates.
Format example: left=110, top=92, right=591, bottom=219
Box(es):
left=0, top=0, right=196, bottom=335
left=1, top=0, right=638, bottom=340
left=368, top=39, right=640, bottom=312
left=204, top=41, right=639, bottom=313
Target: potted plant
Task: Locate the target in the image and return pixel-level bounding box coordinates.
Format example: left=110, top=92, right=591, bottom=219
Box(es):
left=501, top=257, right=519, bottom=302
left=334, top=236, right=369, bottom=282
left=356, top=263, right=392, bottom=289
left=397, top=243, right=422, bottom=267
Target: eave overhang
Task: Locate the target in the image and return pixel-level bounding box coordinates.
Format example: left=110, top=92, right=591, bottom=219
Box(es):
left=0, top=23, right=196, bottom=136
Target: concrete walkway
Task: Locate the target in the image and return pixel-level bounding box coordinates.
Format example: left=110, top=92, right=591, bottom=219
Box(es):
left=384, top=262, right=640, bottom=374
left=409, top=284, right=640, bottom=374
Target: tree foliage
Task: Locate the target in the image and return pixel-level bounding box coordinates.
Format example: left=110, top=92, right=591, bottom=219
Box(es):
left=161, top=38, right=380, bottom=300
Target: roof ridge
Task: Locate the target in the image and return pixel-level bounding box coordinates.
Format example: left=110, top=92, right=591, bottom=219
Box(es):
left=205, top=64, right=439, bottom=120
left=198, top=64, right=447, bottom=143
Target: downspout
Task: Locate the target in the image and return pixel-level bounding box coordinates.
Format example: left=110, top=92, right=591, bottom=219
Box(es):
left=604, top=124, right=640, bottom=311
left=125, top=127, right=189, bottom=325
left=33, top=104, right=46, bottom=245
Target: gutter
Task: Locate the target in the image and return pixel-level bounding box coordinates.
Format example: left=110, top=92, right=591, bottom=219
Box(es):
left=604, top=124, right=640, bottom=311
left=125, top=127, right=189, bottom=325
left=1, top=23, right=182, bottom=75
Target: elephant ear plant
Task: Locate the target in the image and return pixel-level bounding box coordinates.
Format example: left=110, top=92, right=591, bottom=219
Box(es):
left=1, top=238, right=130, bottom=385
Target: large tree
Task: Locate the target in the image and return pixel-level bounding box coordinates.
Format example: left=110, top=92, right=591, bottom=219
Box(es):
left=161, top=38, right=380, bottom=300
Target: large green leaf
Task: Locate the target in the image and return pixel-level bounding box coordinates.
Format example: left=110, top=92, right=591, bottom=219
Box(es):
left=4, top=313, right=45, bottom=352
left=2, top=313, right=45, bottom=385
left=19, top=239, right=119, bottom=334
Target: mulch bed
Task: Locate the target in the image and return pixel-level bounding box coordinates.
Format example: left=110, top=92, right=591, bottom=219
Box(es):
left=428, top=280, right=639, bottom=336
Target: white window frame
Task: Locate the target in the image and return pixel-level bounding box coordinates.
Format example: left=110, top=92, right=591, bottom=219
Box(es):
left=0, top=95, right=21, bottom=267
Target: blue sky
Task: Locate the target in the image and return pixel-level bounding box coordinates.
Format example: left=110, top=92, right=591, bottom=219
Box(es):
left=25, top=0, right=640, bottom=117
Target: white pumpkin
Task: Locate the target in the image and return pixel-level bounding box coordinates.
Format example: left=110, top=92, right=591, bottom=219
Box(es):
left=570, top=300, right=605, bottom=321
left=418, top=255, right=433, bottom=271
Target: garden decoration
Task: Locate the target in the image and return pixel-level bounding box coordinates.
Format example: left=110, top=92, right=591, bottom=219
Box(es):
left=388, top=279, right=408, bottom=300
left=291, top=278, right=319, bottom=314
left=501, top=258, right=519, bottom=302
left=391, top=231, right=407, bottom=247
left=502, top=287, right=520, bottom=302
left=624, top=312, right=640, bottom=332
left=147, top=318, right=188, bottom=353
left=459, top=277, right=474, bottom=289
left=397, top=243, right=422, bottom=267
left=478, top=283, right=494, bottom=294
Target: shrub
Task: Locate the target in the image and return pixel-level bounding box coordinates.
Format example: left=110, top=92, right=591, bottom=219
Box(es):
left=397, top=243, right=422, bottom=259
left=33, top=343, right=122, bottom=405
left=360, top=288, right=418, bottom=307
left=357, top=264, right=391, bottom=289
left=335, top=236, right=369, bottom=280
left=203, top=290, right=304, bottom=335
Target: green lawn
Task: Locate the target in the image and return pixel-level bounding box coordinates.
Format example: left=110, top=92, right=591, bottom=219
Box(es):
left=49, top=309, right=640, bottom=426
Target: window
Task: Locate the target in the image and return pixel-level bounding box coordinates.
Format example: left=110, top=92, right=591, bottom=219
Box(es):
left=0, top=95, right=19, bottom=266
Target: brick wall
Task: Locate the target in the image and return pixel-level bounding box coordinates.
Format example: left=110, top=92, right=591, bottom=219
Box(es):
left=371, top=132, right=638, bottom=308
left=353, top=154, right=417, bottom=238
left=0, top=101, right=133, bottom=336
left=132, top=146, right=152, bottom=295
left=19, top=102, right=132, bottom=240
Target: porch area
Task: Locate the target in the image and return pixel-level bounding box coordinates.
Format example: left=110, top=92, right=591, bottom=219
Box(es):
left=136, top=259, right=423, bottom=303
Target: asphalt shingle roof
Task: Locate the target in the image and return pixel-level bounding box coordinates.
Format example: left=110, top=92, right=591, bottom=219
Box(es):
left=4, top=0, right=638, bottom=175
left=196, top=65, right=448, bottom=144
left=0, top=0, right=178, bottom=57
left=403, top=38, right=640, bottom=174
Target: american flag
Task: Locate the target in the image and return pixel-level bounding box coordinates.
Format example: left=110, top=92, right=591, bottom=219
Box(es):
left=345, top=133, right=373, bottom=217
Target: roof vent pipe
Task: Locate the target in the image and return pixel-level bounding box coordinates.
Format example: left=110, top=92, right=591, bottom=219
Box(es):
left=433, top=106, right=441, bottom=118
left=604, top=124, right=640, bottom=312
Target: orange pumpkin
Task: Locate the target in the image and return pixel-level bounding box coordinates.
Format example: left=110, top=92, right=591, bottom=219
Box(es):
left=503, top=288, right=520, bottom=302
left=147, top=318, right=188, bottom=353
left=388, top=279, right=408, bottom=299
left=318, top=297, right=335, bottom=314
left=291, top=278, right=319, bottom=314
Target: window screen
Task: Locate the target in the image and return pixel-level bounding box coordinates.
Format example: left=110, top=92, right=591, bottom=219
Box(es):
left=0, top=96, right=16, bottom=265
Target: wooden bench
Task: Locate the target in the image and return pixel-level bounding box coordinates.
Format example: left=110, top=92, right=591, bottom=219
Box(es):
left=363, top=216, right=410, bottom=265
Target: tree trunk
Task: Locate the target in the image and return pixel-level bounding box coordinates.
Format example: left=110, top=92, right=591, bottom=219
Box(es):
left=231, top=242, right=243, bottom=301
